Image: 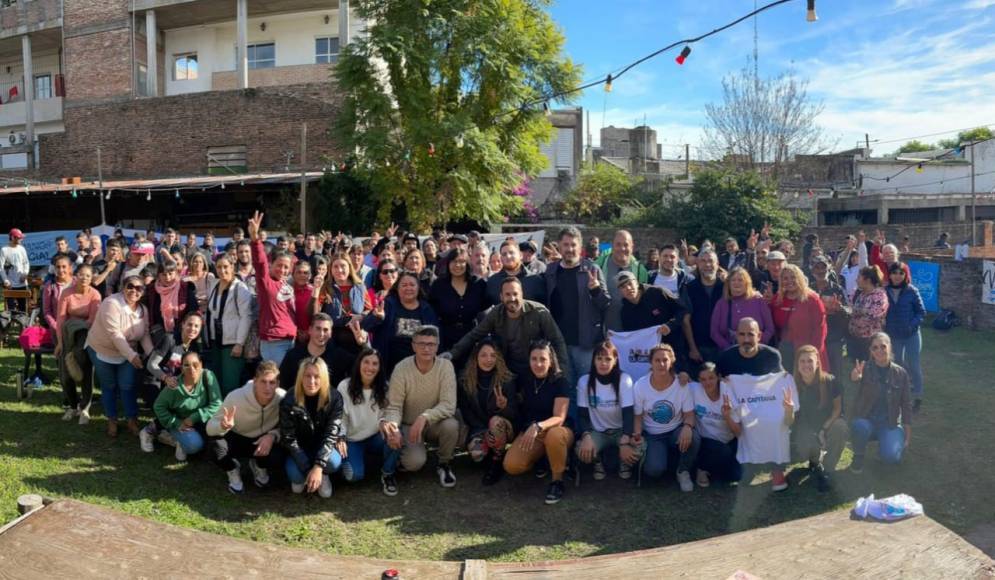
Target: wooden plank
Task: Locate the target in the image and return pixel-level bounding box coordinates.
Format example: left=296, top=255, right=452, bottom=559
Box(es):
left=462, top=559, right=488, bottom=580
left=488, top=509, right=995, bottom=579
left=0, top=500, right=461, bottom=579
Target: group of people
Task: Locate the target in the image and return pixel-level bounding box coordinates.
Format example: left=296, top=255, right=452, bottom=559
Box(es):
left=0, top=217, right=922, bottom=504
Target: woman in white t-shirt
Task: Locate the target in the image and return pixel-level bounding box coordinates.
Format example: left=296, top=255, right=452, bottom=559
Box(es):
left=630, top=344, right=699, bottom=492
left=691, top=362, right=742, bottom=487
left=575, top=341, right=635, bottom=480
left=336, top=348, right=401, bottom=496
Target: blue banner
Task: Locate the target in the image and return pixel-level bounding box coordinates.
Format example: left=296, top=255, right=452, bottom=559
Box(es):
left=0, top=230, right=79, bottom=266
left=908, top=260, right=940, bottom=313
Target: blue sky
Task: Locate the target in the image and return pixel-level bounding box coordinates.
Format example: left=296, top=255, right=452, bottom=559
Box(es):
left=547, top=0, right=995, bottom=158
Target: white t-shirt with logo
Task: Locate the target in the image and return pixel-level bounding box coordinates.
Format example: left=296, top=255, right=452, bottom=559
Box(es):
left=691, top=381, right=738, bottom=444
left=608, top=326, right=659, bottom=381
left=727, top=372, right=799, bottom=464
left=633, top=374, right=693, bottom=436
left=576, top=373, right=635, bottom=433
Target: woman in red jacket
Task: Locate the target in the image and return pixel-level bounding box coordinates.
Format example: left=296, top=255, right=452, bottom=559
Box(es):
left=247, top=211, right=297, bottom=366
left=771, top=264, right=828, bottom=372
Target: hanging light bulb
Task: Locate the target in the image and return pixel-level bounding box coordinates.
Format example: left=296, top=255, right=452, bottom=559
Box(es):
left=71, top=188, right=78, bottom=199
left=806, top=0, right=818, bottom=22
left=146, top=189, right=152, bottom=201
left=175, top=189, right=180, bottom=199
left=221, top=182, right=226, bottom=190
left=916, top=162, right=924, bottom=173
left=604, top=74, right=613, bottom=93
left=105, top=190, right=112, bottom=200
left=456, top=134, right=465, bottom=148
left=240, top=180, right=245, bottom=186
left=428, top=143, right=436, bottom=157
left=675, top=46, right=692, bottom=65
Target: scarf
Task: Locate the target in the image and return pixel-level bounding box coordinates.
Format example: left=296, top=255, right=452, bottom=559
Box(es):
left=155, top=279, right=183, bottom=333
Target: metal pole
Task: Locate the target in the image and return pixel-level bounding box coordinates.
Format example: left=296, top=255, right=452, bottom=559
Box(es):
left=22, top=34, right=35, bottom=168
left=236, top=0, right=248, bottom=89
left=300, top=123, right=307, bottom=234
left=971, top=142, right=976, bottom=246
left=97, top=146, right=106, bottom=225
left=685, top=143, right=690, bottom=178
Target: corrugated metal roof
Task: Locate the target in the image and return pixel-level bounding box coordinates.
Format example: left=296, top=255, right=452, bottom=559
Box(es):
left=0, top=172, right=325, bottom=195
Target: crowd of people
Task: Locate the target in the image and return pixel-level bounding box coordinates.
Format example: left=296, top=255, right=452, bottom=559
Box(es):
left=0, top=217, right=923, bottom=504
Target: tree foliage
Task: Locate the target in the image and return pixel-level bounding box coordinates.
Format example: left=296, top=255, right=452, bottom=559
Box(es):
left=654, top=169, right=806, bottom=243
left=704, top=68, right=830, bottom=183
left=894, top=140, right=933, bottom=154
left=335, top=0, right=581, bottom=229
left=312, top=170, right=379, bottom=234
left=563, top=162, right=638, bottom=223
left=937, top=127, right=993, bottom=149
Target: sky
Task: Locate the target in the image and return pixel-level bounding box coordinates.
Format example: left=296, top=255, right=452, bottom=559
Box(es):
left=547, top=0, right=995, bottom=159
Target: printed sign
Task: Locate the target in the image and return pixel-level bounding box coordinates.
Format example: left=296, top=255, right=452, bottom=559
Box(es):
left=983, top=260, right=995, bottom=305
left=908, top=260, right=940, bottom=313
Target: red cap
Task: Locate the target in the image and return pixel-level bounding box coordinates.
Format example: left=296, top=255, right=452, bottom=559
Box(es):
left=9, top=228, right=24, bottom=240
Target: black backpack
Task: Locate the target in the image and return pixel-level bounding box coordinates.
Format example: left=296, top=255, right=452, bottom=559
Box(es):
left=932, top=309, right=958, bottom=331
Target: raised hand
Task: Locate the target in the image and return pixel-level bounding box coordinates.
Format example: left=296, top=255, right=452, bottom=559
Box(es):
left=220, top=405, right=237, bottom=431
left=586, top=268, right=599, bottom=289
left=721, top=394, right=733, bottom=419
left=657, top=324, right=671, bottom=337
left=851, top=360, right=865, bottom=383
left=761, top=222, right=771, bottom=239
left=348, top=318, right=367, bottom=344
left=494, top=384, right=508, bottom=411
left=782, top=387, right=794, bottom=412
left=247, top=211, right=264, bottom=242
left=386, top=222, right=399, bottom=238
left=746, top=229, right=759, bottom=250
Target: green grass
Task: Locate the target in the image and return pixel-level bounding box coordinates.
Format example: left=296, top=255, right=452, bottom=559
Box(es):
left=1, top=326, right=993, bottom=562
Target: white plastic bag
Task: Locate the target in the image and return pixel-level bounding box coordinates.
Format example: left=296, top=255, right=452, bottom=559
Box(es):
left=852, top=493, right=924, bottom=522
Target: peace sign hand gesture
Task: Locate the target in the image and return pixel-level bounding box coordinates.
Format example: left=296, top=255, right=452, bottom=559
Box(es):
left=494, top=384, right=508, bottom=411
left=220, top=406, right=237, bottom=431
left=721, top=394, right=733, bottom=419
left=586, top=267, right=600, bottom=289
left=851, top=360, right=866, bottom=383
left=747, top=229, right=759, bottom=250
left=247, top=211, right=264, bottom=242
left=782, top=387, right=795, bottom=412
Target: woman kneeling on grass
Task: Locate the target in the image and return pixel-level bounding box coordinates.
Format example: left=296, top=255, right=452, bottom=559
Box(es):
left=848, top=332, right=912, bottom=474
left=503, top=340, right=574, bottom=505
left=631, top=344, right=699, bottom=492
left=690, top=362, right=742, bottom=487
left=458, top=338, right=518, bottom=486
left=280, top=357, right=345, bottom=498
left=575, top=341, right=636, bottom=481
left=792, top=345, right=848, bottom=492
left=152, top=351, right=222, bottom=463
left=337, top=348, right=401, bottom=497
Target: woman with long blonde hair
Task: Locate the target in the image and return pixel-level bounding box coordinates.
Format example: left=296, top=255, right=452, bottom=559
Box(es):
left=313, top=254, right=371, bottom=352
left=709, top=267, right=775, bottom=351
left=771, top=264, right=829, bottom=371
left=791, top=345, right=847, bottom=492
left=279, top=357, right=344, bottom=498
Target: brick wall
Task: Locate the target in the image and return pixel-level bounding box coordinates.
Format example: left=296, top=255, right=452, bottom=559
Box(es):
left=35, top=83, right=343, bottom=179
left=212, top=64, right=336, bottom=91
left=63, top=0, right=134, bottom=102
left=802, top=222, right=977, bottom=253
left=904, top=253, right=995, bottom=331
left=0, top=0, right=61, bottom=33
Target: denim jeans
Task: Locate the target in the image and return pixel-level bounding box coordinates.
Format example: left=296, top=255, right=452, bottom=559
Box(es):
left=259, top=339, right=294, bottom=367
left=851, top=418, right=905, bottom=464
left=697, top=437, right=742, bottom=482
left=87, top=347, right=139, bottom=420
left=891, top=330, right=923, bottom=397
left=170, top=428, right=206, bottom=455
left=284, top=449, right=342, bottom=484
left=643, top=427, right=700, bottom=478
left=566, top=345, right=594, bottom=425
left=341, top=433, right=401, bottom=481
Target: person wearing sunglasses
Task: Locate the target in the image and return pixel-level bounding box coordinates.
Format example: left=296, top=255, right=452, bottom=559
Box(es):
left=151, top=351, right=222, bottom=462
left=366, top=258, right=398, bottom=313
left=848, top=332, right=913, bottom=473
left=85, top=275, right=155, bottom=438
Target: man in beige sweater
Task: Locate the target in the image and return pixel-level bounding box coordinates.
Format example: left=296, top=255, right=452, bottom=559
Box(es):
left=380, top=325, right=459, bottom=488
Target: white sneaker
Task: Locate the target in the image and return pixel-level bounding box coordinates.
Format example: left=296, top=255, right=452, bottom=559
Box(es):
left=436, top=463, right=457, bottom=488
left=62, top=408, right=77, bottom=422
left=248, top=459, right=270, bottom=487
left=174, top=444, right=188, bottom=462
left=592, top=459, right=606, bottom=481
left=139, top=426, right=155, bottom=453
left=318, top=474, right=333, bottom=498
left=291, top=482, right=306, bottom=494
left=78, top=408, right=90, bottom=425
left=226, top=460, right=244, bottom=494
left=696, top=470, right=711, bottom=488
left=677, top=470, right=694, bottom=493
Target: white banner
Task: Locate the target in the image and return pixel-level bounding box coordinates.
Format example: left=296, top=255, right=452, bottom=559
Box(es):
left=480, top=231, right=546, bottom=255
left=983, top=260, right=995, bottom=305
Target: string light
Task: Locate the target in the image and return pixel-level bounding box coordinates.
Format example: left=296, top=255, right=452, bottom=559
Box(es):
left=542, top=102, right=551, bottom=116
left=221, top=182, right=226, bottom=190
left=604, top=74, right=613, bottom=93
left=71, top=188, right=78, bottom=199
left=146, top=189, right=152, bottom=201
left=675, top=46, right=692, bottom=65
left=916, top=163, right=924, bottom=173
left=105, top=190, right=112, bottom=200
left=806, top=0, right=818, bottom=22
left=175, top=189, right=181, bottom=199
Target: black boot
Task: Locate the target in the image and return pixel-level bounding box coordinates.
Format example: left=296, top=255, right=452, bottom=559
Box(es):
left=814, top=464, right=831, bottom=492
left=482, top=456, right=505, bottom=486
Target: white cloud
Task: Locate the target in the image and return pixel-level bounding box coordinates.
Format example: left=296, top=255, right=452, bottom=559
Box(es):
left=965, top=0, right=995, bottom=8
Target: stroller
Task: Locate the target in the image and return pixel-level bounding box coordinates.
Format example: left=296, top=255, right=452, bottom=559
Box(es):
left=2, top=285, right=53, bottom=400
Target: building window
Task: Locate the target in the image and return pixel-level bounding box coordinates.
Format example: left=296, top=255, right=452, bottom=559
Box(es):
left=247, top=43, right=275, bottom=69
left=136, top=63, right=148, bottom=97
left=173, top=53, right=198, bottom=81
left=315, top=37, right=339, bottom=64
left=208, top=145, right=247, bottom=175
left=34, top=74, right=52, bottom=100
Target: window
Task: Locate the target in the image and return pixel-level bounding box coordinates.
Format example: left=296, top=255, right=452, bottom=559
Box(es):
left=173, top=53, right=198, bottom=81
left=315, top=37, right=339, bottom=64
left=33, top=74, right=52, bottom=100
left=247, top=43, right=275, bottom=69
left=136, top=63, right=148, bottom=97
left=208, top=145, right=247, bottom=175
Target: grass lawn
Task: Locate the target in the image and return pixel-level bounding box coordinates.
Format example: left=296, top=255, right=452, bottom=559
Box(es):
left=1, top=326, right=993, bottom=563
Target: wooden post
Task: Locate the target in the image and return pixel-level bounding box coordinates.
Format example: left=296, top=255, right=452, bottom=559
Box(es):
left=461, top=559, right=487, bottom=580
left=17, top=494, right=43, bottom=515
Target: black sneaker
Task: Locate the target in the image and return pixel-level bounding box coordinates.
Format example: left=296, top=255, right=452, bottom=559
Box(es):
left=381, top=472, right=398, bottom=497
left=534, top=463, right=550, bottom=479
left=436, top=462, right=457, bottom=488
left=849, top=455, right=865, bottom=474
left=482, top=458, right=505, bottom=486
left=544, top=480, right=565, bottom=505
left=813, top=465, right=831, bottom=492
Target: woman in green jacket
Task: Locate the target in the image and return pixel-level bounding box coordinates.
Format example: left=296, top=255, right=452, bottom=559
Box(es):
left=153, top=351, right=222, bottom=462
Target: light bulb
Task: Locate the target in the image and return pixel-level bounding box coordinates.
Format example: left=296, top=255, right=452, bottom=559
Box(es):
left=105, top=190, right=112, bottom=200
left=175, top=189, right=180, bottom=199
left=916, top=163, right=924, bottom=174
left=807, top=0, right=818, bottom=22
left=676, top=46, right=692, bottom=65
left=604, top=74, right=613, bottom=93
left=147, top=189, right=152, bottom=201
left=221, top=182, right=226, bottom=190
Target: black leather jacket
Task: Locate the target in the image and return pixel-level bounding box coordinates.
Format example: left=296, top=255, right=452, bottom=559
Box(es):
left=280, top=389, right=344, bottom=473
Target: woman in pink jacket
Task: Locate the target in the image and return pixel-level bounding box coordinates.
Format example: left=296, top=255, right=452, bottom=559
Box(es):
left=55, top=264, right=102, bottom=424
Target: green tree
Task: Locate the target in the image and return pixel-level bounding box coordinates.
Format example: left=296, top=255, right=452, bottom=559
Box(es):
left=564, top=162, right=637, bottom=223
left=335, top=0, right=581, bottom=229
left=894, top=140, right=934, bottom=154
left=655, top=169, right=805, bottom=243
left=937, top=127, right=993, bottom=149
left=312, top=170, right=379, bottom=234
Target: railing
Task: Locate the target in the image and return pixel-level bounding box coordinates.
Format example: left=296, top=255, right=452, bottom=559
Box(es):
left=0, top=74, right=64, bottom=104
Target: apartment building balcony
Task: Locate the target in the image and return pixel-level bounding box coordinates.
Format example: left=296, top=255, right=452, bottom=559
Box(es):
left=0, top=78, right=63, bottom=127
left=0, top=0, right=62, bottom=38
left=211, top=63, right=332, bottom=91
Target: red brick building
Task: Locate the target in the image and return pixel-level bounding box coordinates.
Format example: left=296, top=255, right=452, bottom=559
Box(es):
left=0, top=0, right=355, bottom=232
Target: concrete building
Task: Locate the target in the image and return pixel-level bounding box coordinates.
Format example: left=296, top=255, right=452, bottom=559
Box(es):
left=532, top=107, right=582, bottom=211
left=0, top=0, right=359, bottom=231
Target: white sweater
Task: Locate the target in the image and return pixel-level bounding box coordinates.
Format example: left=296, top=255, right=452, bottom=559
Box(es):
left=337, top=379, right=382, bottom=442
left=0, top=245, right=30, bottom=287
left=206, top=381, right=286, bottom=440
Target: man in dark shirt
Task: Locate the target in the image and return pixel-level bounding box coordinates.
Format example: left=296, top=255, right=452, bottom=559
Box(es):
left=279, top=314, right=366, bottom=390
left=681, top=249, right=724, bottom=372
left=716, top=318, right=784, bottom=377
left=486, top=240, right=546, bottom=304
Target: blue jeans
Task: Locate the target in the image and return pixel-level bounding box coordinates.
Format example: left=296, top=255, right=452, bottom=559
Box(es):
left=891, top=330, right=923, bottom=397
left=851, top=418, right=905, bottom=464
left=643, top=427, right=700, bottom=478
left=87, top=347, right=139, bottom=420
left=259, top=339, right=294, bottom=366
left=284, top=449, right=342, bottom=484
left=171, top=428, right=206, bottom=455
left=566, top=345, right=593, bottom=424
left=697, top=437, right=742, bottom=482
left=341, top=433, right=401, bottom=480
